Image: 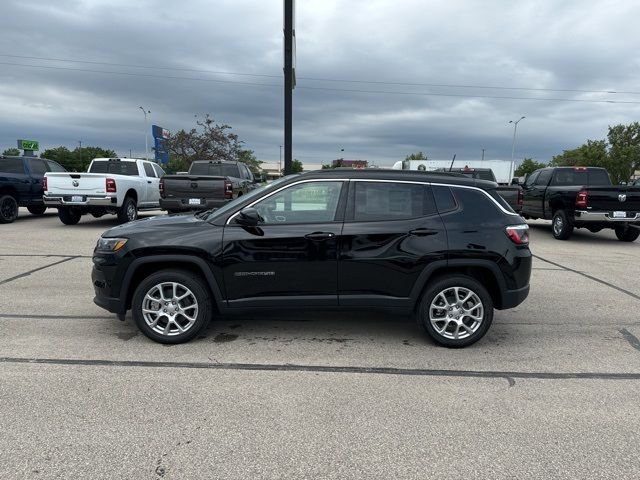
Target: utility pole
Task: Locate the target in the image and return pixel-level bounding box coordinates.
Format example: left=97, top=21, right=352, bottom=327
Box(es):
left=279, top=145, right=283, bottom=175
left=139, top=106, right=150, bottom=159
left=283, top=0, right=295, bottom=175
left=509, top=116, right=525, bottom=181
left=481, top=148, right=485, bottom=161
left=78, top=140, right=83, bottom=170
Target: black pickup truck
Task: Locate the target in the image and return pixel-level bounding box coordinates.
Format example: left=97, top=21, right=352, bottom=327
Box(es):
left=0, top=156, right=66, bottom=223
left=159, top=160, right=257, bottom=213
left=521, top=166, right=640, bottom=241
left=435, top=167, right=523, bottom=212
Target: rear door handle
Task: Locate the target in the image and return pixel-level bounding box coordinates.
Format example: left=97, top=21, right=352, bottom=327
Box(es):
left=409, top=228, right=439, bottom=236
left=305, top=232, right=335, bottom=241
left=147, top=180, right=152, bottom=184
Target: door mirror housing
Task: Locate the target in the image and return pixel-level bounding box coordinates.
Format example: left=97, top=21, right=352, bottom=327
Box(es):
left=235, top=207, right=263, bottom=226
left=511, top=177, right=521, bottom=186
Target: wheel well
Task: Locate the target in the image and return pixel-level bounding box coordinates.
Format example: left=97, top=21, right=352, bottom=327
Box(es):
left=125, top=189, right=137, bottom=202
left=549, top=200, right=564, bottom=215
left=421, top=266, right=502, bottom=309
left=125, top=261, right=216, bottom=311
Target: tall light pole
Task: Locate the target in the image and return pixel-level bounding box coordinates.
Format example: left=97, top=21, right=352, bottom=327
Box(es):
left=509, top=116, right=525, bottom=181
left=481, top=148, right=485, bottom=161
left=279, top=145, right=283, bottom=175
left=78, top=140, right=83, bottom=170
left=139, top=106, right=150, bottom=159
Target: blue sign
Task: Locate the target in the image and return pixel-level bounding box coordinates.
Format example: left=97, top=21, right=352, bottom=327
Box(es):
left=152, top=124, right=170, bottom=164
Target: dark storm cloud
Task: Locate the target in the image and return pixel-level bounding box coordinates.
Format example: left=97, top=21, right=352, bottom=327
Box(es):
left=1, top=0, right=639, bottom=165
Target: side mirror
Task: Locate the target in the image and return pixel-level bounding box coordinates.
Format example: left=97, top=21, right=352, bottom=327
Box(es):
left=235, top=207, right=263, bottom=227
left=511, top=178, right=521, bottom=186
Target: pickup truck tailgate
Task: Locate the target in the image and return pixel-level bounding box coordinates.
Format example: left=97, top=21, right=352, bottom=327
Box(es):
left=587, top=187, right=640, bottom=213
left=162, top=175, right=226, bottom=197
left=45, top=172, right=109, bottom=194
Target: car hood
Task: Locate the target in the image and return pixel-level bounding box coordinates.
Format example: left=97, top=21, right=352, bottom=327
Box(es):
left=102, top=212, right=205, bottom=238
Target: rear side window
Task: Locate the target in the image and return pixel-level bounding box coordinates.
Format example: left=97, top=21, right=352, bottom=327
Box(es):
left=28, top=159, right=48, bottom=175
left=0, top=158, right=25, bottom=174
left=488, top=190, right=515, bottom=213
left=432, top=185, right=457, bottom=213
left=89, top=161, right=139, bottom=176
left=153, top=164, right=165, bottom=177
left=451, top=188, right=505, bottom=219
left=352, top=182, right=435, bottom=221
left=143, top=163, right=156, bottom=178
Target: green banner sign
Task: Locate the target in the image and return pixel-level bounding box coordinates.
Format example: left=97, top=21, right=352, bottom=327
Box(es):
left=18, top=139, right=39, bottom=151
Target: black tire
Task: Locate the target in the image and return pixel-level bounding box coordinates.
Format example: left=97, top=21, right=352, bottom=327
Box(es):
left=0, top=195, right=19, bottom=224
left=418, top=275, right=494, bottom=348
left=58, top=207, right=82, bottom=225
left=615, top=225, right=640, bottom=242
left=91, top=212, right=105, bottom=218
left=552, top=210, right=573, bottom=240
left=132, top=269, right=212, bottom=344
left=587, top=227, right=602, bottom=233
left=27, top=205, right=47, bottom=215
left=117, top=196, right=138, bottom=224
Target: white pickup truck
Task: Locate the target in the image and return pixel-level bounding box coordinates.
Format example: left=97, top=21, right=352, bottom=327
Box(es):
left=44, top=158, right=164, bottom=225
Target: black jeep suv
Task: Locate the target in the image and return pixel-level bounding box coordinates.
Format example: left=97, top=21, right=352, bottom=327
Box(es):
left=92, top=169, right=531, bottom=347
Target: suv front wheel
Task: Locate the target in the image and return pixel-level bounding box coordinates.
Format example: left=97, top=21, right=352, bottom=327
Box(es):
left=132, top=269, right=212, bottom=344
left=418, top=275, right=494, bottom=348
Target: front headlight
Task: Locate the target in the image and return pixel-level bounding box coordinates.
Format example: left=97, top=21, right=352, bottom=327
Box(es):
left=95, top=237, right=128, bottom=253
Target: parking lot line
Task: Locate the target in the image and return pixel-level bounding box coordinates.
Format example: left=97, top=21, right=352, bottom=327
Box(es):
left=0, top=256, right=79, bottom=286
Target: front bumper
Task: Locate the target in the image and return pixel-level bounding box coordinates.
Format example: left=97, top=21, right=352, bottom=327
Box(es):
left=44, top=194, right=117, bottom=207
left=92, top=260, right=127, bottom=314
left=160, top=197, right=229, bottom=211
left=575, top=210, right=640, bottom=222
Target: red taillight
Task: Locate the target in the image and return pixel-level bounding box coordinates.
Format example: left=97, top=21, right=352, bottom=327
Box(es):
left=42, top=176, right=48, bottom=192
left=106, top=178, right=117, bottom=193
left=506, top=225, right=529, bottom=245
left=224, top=179, right=233, bottom=199
left=159, top=178, right=165, bottom=197
left=517, top=188, right=523, bottom=207
left=575, top=190, right=588, bottom=209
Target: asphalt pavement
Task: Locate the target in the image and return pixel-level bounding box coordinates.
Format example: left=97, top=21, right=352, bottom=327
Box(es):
left=1, top=209, right=639, bottom=479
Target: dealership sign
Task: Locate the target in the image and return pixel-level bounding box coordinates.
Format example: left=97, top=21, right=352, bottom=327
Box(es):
left=151, top=125, right=170, bottom=164
left=18, top=139, right=39, bottom=151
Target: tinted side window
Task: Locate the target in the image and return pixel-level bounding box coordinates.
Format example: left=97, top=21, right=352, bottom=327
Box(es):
left=143, top=163, right=156, bottom=178
left=452, top=188, right=503, bottom=219
left=432, top=185, right=457, bottom=213
left=28, top=159, right=48, bottom=175
left=524, top=171, right=540, bottom=187
left=46, top=161, right=66, bottom=172
left=535, top=170, right=552, bottom=186
left=153, top=164, right=165, bottom=177
left=353, top=182, right=434, bottom=221
left=0, top=158, right=25, bottom=174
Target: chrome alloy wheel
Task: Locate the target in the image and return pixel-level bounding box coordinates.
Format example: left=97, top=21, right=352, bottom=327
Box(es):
left=127, top=202, right=137, bottom=221
left=142, top=282, right=199, bottom=336
left=429, top=287, right=484, bottom=340
left=553, top=215, right=563, bottom=236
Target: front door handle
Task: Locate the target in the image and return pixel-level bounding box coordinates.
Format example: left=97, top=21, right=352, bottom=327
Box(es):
left=409, top=228, right=438, bottom=236
left=305, top=232, right=335, bottom=241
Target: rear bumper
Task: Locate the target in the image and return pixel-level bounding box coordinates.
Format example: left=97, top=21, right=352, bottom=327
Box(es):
left=44, top=195, right=116, bottom=207
left=498, top=284, right=530, bottom=310
left=575, top=210, right=640, bottom=222
left=160, top=197, right=229, bottom=211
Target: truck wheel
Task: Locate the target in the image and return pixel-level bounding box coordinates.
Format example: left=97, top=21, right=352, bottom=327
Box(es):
left=615, top=226, right=640, bottom=242
left=418, top=275, right=494, bottom=348
left=552, top=210, right=573, bottom=240
left=58, top=207, right=82, bottom=225
left=0, top=195, right=19, bottom=224
left=131, top=269, right=212, bottom=344
left=117, top=196, right=138, bottom=224
left=27, top=205, right=47, bottom=215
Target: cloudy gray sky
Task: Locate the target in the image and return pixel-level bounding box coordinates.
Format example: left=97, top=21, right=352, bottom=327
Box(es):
left=2, top=0, right=640, bottom=166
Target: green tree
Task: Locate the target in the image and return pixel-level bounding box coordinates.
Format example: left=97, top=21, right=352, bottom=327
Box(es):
left=405, top=151, right=427, bottom=161
left=515, top=158, right=548, bottom=177
left=42, top=145, right=116, bottom=171
left=2, top=148, right=20, bottom=156
left=164, top=114, right=243, bottom=168
left=291, top=159, right=304, bottom=173
left=237, top=149, right=263, bottom=174
left=607, top=122, right=640, bottom=184
left=165, top=156, right=189, bottom=174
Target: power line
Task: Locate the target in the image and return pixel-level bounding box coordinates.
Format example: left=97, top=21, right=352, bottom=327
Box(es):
left=2, top=61, right=640, bottom=105
left=1, top=53, right=639, bottom=96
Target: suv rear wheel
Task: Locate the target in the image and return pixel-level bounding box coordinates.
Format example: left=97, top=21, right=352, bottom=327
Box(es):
left=615, top=225, right=640, bottom=242
left=132, top=269, right=212, bottom=344
left=0, top=195, right=19, bottom=223
left=418, top=275, right=494, bottom=348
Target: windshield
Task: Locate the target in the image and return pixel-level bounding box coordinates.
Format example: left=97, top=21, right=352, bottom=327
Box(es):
left=201, top=175, right=296, bottom=221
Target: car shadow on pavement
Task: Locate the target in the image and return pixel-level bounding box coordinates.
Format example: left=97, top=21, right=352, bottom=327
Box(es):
left=527, top=222, right=634, bottom=245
